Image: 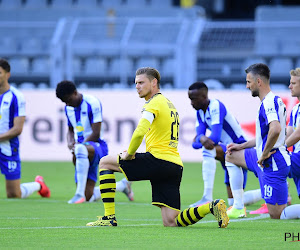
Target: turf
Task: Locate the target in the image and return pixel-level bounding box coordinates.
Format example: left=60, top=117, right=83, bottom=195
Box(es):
left=0, top=162, right=299, bottom=249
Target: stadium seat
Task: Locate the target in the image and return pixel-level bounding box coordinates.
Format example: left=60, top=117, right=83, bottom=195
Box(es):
left=21, top=38, right=42, bottom=54
left=125, top=0, right=148, bottom=7
left=0, top=0, right=22, bottom=8
left=0, top=37, right=17, bottom=55
left=203, top=79, right=225, bottom=90
left=136, top=58, right=159, bottom=70
left=76, top=0, right=98, bottom=8
left=37, top=82, right=49, bottom=89
left=269, top=58, right=293, bottom=77
left=230, top=83, right=247, bottom=90
left=31, top=58, right=50, bottom=75
left=19, top=82, right=35, bottom=89
left=296, top=58, right=300, bottom=68
left=162, top=58, right=175, bottom=77
left=109, top=57, right=134, bottom=75
left=101, top=0, right=123, bottom=7
left=51, top=0, right=74, bottom=8
left=73, top=58, right=83, bottom=75
left=84, top=58, right=106, bottom=75
left=150, top=0, right=172, bottom=7
left=271, top=83, right=288, bottom=91
left=9, top=58, right=30, bottom=74
left=241, top=58, right=267, bottom=74
left=24, top=0, right=48, bottom=8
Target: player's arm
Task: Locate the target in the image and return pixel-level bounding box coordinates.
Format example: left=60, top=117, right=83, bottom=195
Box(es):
left=0, top=116, right=25, bottom=142
left=286, top=125, right=300, bottom=148
left=67, top=126, right=75, bottom=151
left=226, top=138, right=256, bottom=154
left=192, top=124, right=206, bottom=149
left=202, top=100, right=225, bottom=150
left=257, top=120, right=281, bottom=166
left=84, top=122, right=101, bottom=143
left=122, top=111, right=154, bottom=160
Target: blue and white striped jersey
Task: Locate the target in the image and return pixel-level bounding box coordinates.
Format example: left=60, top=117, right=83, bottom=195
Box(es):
left=288, top=103, right=300, bottom=153
left=256, top=91, right=290, bottom=170
left=195, top=99, right=247, bottom=145
left=0, top=86, right=26, bottom=159
left=65, top=94, right=103, bottom=143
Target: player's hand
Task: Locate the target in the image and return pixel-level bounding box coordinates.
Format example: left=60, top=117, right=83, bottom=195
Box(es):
left=68, top=142, right=75, bottom=153
left=120, top=150, right=135, bottom=160
left=257, top=151, right=275, bottom=167
left=200, top=136, right=215, bottom=150
left=226, top=143, right=241, bottom=155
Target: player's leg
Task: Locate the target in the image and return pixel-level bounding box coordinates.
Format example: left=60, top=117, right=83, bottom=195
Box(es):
left=216, top=144, right=234, bottom=206
left=68, top=143, right=90, bottom=204
left=89, top=178, right=134, bottom=202
left=176, top=199, right=229, bottom=228
left=161, top=206, right=180, bottom=227
left=86, top=154, right=122, bottom=226
left=6, top=179, right=21, bottom=198
left=85, top=179, right=95, bottom=201
left=225, top=149, right=247, bottom=218
left=3, top=160, right=48, bottom=198
left=189, top=147, right=216, bottom=207
left=276, top=152, right=300, bottom=219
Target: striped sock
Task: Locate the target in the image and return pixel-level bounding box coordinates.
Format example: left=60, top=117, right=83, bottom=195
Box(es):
left=176, top=203, right=211, bottom=227
left=99, top=169, right=116, bottom=216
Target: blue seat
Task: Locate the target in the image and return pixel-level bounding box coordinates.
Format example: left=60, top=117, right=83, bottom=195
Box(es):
left=269, top=58, right=293, bottom=77
left=9, top=58, right=30, bottom=74
left=0, top=0, right=22, bottom=8
left=31, top=58, right=50, bottom=75
left=84, top=58, right=106, bottom=75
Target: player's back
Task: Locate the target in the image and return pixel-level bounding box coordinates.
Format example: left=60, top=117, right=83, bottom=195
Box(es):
left=0, top=86, right=25, bottom=158
left=65, top=94, right=103, bottom=143
left=289, top=103, right=300, bottom=153
left=256, top=92, right=290, bottom=170
left=143, top=93, right=183, bottom=167
left=197, top=99, right=247, bottom=144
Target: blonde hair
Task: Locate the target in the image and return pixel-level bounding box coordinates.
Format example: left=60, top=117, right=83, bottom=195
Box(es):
left=290, top=68, right=300, bottom=77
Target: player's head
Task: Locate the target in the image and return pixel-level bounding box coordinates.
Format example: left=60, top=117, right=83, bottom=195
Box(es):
left=0, top=58, right=11, bottom=85
left=245, top=63, right=270, bottom=97
left=289, top=68, right=300, bottom=98
left=56, top=80, right=81, bottom=107
left=135, top=67, right=160, bottom=100
left=188, top=82, right=209, bottom=110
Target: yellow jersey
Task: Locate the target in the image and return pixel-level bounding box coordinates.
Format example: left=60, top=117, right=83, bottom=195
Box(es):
left=143, top=93, right=183, bottom=167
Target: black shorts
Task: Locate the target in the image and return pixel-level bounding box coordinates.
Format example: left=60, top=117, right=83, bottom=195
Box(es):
left=119, top=152, right=183, bottom=211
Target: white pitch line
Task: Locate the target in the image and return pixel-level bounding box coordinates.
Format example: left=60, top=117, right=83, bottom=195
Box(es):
left=0, top=214, right=271, bottom=230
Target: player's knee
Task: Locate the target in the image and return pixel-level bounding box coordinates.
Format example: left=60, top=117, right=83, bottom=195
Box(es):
left=269, top=212, right=281, bottom=219
left=99, top=155, right=110, bottom=169
left=162, top=217, right=177, bottom=227
left=74, top=144, right=88, bottom=158
left=7, top=190, right=21, bottom=198
left=202, top=148, right=216, bottom=158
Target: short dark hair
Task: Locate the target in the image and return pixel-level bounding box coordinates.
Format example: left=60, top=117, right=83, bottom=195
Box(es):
left=188, top=81, right=208, bottom=91
left=136, top=67, right=161, bottom=89
left=56, top=80, right=77, bottom=100
left=0, top=58, right=10, bottom=72
left=245, top=63, right=270, bottom=81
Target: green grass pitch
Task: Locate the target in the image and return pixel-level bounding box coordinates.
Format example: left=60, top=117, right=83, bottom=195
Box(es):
left=0, top=161, right=299, bottom=249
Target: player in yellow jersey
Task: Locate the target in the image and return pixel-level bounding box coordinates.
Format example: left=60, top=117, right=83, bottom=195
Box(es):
left=86, top=67, right=229, bottom=228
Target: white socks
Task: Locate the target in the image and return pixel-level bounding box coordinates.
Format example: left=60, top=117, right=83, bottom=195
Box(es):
left=202, top=148, right=217, bottom=201
left=244, top=189, right=262, bottom=205
left=89, top=178, right=129, bottom=202
left=20, top=182, right=41, bottom=198
left=280, top=204, right=300, bottom=219
left=74, top=144, right=89, bottom=198
left=226, top=161, right=244, bottom=209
